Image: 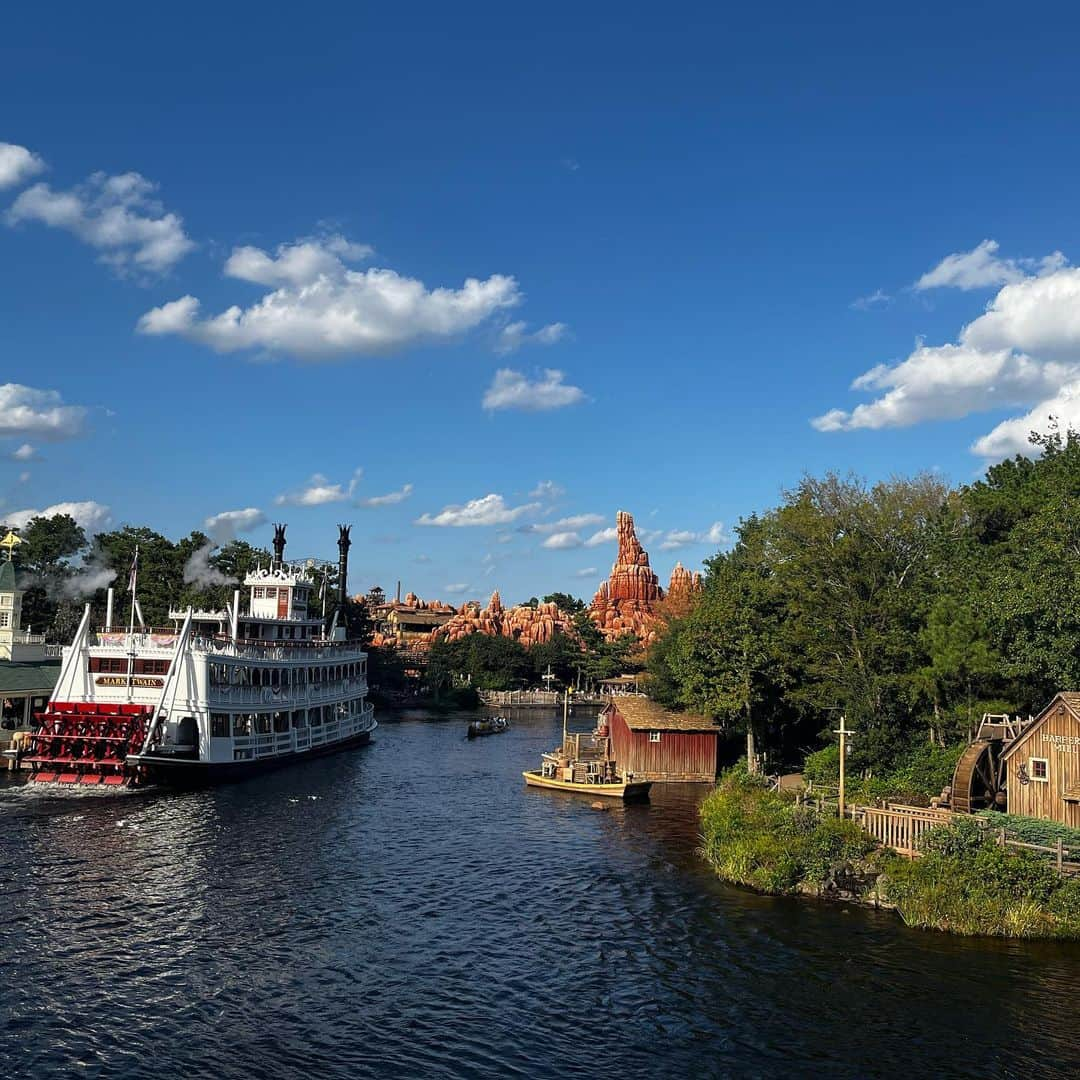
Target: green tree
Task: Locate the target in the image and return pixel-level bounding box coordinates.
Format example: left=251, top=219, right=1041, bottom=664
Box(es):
left=542, top=592, right=586, bottom=615
left=6, top=513, right=87, bottom=631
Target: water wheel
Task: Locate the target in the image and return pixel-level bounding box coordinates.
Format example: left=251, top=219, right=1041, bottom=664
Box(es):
left=950, top=738, right=1006, bottom=813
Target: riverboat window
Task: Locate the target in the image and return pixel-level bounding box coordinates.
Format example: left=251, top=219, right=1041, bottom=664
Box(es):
left=0, top=612, right=8, bottom=628
left=253, top=587, right=264, bottom=598
left=291, top=710, right=307, bottom=729
left=273, top=711, right=289, bottom=732
left=211, top=713, right=229, bottom=737
left=649, top=731, right=661, bottom=743
left=1030, top=757, right=1049, bottom=782
left=136, top=659, right=170, bottom=676
left=233, top=715, right=251, bottom=737
left=90, top=657, right=128, bottom=674
left=255, top=714, right=272, bottom=734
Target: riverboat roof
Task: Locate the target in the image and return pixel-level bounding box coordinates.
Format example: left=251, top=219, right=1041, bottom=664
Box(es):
left=0, top=659, right=60, bottom=693
left=606, top=695, right=719, bottom=733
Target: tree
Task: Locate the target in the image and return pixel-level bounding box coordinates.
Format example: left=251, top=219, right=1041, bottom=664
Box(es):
left=542, top=592, right=586, bottom=615
left=7, top=513, right=87, bottom=631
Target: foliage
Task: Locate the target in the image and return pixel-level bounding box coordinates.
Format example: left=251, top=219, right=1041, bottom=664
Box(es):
left=426, top=633, right=533, bottom=691
left=803, top=740, right=966, bottom=805
left=654, top=431, right=1080, bottom=786
left=700, top=779, right=1080, bottom=939
left=699, top=770, right=876, bottom=895
left=542, top=592, right=586, bottom=615
left=976, top=811, right=1080, bottom=851
left=881, top=820, right=1080, bottom=938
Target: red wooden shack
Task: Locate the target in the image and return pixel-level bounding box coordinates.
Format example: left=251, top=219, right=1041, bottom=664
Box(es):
left=602, top=696, right=720, bottom=782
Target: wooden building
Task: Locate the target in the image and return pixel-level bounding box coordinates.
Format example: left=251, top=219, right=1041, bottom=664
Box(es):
left=602, top=696, right=720, bottom=783
left=1002, top=693, right=1080, bottom=827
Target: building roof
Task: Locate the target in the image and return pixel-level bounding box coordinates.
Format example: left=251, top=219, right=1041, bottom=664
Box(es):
left=607, top=695, right=719, bottom=732
left=1002, top=692, right=1080, bottom=760
left=0, top=659, right=60, bottom=693
left=0, top=560, right=15, bottom=592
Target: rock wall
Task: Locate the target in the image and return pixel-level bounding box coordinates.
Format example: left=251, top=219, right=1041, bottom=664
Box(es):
left=432, top=590, right=578, bottom=649
left=589, top=511, right=666, bottom=644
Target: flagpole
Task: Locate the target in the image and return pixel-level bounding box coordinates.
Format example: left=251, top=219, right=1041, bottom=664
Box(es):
left=126, top=545, right=139, bottom=701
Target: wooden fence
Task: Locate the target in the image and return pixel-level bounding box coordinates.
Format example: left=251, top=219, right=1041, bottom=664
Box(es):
left=850, top=803, right=1080, bottom=873
left=852, top=804, right=953, bottom=858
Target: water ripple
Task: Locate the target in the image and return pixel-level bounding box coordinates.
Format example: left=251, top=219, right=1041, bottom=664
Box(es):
left=2, top=709, right=1079, bottom=1079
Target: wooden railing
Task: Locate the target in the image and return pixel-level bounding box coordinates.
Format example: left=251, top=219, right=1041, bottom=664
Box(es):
left=851, top=804, right=953, bottom=858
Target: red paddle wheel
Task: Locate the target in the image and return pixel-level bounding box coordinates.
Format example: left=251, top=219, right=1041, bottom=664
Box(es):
left=24, top=702, right=154, bottom=786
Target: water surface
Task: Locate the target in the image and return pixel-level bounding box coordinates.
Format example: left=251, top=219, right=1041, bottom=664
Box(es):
left=1, top=709, right=1077, bottom=1078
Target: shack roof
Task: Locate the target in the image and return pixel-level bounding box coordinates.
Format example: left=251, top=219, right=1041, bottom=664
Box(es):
left=607, top=695, right=719, bottom=733
left=0, top=660, right=60, bottom=694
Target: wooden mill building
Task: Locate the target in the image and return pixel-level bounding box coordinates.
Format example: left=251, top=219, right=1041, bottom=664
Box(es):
left=1002, top=692, right=1080, bottom=827
left=602, top=696, right=720, bottom=783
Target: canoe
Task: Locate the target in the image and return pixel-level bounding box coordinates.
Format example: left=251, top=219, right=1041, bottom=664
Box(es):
left=522, top=769, right=652, bottom=801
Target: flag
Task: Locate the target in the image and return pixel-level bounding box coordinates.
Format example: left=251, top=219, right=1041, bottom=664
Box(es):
left=127, top=546, right=139, bottom=594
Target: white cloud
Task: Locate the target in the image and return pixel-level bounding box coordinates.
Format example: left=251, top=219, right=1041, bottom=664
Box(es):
left=138, top=235, right=520, bottom=360
left=850, top=289, right=891, bottom=311
left=224, top=235, right=373, bottom=287
left=658, top=522, right=729, bottom=550
left=0, top=142, right=46, bottom=190
left=0, top=384, right=87, bottom=441
left=2, top=500, right=110, bottom=533
left=972, top=381, right=1080, bottom=459
left=10, top=443, right=38, bottom=461
left=8, top=171, right=194, bottom=274
left=358, top=482, right=413, bottom=507
left=482, top=368, right=586, bottom=411
left=415, top=493, right=540, bottom=527
left=818, top=251, right=1080, bottom=456
left=542, top=531, right=582, bottom=549
left=574, top=566, right=597, bottom=578
left=811, top=345, right=1074, bottom=432
left=914, top=239, right=1065, bottom=292
left=584, top=526, right=617, bottom=547
left=495, top=320, right=568, bottom=355
left=204, top=507, right=267, bottom=535
left=275, top=469, right=362, bottom=506
left=444, top=582, right=471, bottom=595
left=529, top=513, right=604, bottom=534
left=529, top=480, right=565, bottom=500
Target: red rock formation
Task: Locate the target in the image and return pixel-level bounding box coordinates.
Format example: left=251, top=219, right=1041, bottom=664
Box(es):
left=432, top=590, right=579, bottom=649
left=589, top=511, right=666, bottom=644
left=663, top=561, right=703, bottom=619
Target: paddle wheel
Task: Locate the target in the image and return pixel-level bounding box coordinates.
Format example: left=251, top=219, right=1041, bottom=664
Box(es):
left=24, top=702, right=154, bottom=786
left=949, top=714, right=1032, bottom=813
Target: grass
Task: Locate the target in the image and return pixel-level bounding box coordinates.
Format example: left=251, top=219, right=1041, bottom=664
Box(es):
left=699, top=770, right=1080, bottom=939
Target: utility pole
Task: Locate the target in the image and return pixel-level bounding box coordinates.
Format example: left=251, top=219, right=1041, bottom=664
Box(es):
left=834, top=715, right=853, bottom=819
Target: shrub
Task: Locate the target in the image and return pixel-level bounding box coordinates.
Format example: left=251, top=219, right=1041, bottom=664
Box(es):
left=976, top=811, right=1080, bottom=852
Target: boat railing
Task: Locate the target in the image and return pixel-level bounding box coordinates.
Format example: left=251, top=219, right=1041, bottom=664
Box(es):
left=209, top=679, right=368, bottom=706
left=90, top=629, right=365, bottom=660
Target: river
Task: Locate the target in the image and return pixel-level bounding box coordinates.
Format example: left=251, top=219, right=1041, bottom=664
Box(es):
left=1, top=708, right=1078, bottom=1079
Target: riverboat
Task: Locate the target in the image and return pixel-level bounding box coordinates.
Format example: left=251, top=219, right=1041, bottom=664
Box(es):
left=467, top=716, right=509, bottom=738
left=19, top=525, right=375, bottom=788
left=522, top=692, right=651, bottom=801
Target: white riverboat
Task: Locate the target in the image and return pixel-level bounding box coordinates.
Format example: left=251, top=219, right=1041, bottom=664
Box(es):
left=22, top=525, right=375, bottom=787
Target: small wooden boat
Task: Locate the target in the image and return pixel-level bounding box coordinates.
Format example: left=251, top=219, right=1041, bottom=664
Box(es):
left=522, top=690, right=651, bottom=801
left=467, top=716, right=510, bottom=739
left=522, top=769, right=651, bottom=800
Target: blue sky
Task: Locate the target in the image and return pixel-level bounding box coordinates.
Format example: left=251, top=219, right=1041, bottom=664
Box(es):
left=4, top=3, right=1080, bottom=603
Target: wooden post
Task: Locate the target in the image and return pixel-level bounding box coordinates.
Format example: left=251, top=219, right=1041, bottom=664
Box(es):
left=833, top=715, right=853, bottom=820
left=1057, top=838, right=1064, bottom=873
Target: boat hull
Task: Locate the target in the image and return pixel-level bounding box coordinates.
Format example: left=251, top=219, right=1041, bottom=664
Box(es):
left=522, top=770, right=651, bottom=801
left=129, top=728, right=374, bottom=789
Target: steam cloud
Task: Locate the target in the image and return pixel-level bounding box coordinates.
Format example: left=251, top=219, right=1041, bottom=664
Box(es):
left=182, top=507, right=267, bottom=588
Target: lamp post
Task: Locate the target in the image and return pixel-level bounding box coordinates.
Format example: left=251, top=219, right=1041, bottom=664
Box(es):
left=834, top=715, right=853, bottom=819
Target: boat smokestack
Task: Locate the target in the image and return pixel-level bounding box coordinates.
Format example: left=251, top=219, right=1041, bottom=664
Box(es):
left=106, top=587, right=114, bottom=628
left=272, top=523, right=287, bottom=571
left=231, top=589, right=240, bottom=640
left=337, top=525, right=351, bottom=609
left=396, top=580, right=401, bottom=604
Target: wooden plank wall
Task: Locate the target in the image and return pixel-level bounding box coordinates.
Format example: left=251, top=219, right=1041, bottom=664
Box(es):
left=609, top=709, right=718, bottom=782
left=1006, top=702, right=1080, bottom=827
